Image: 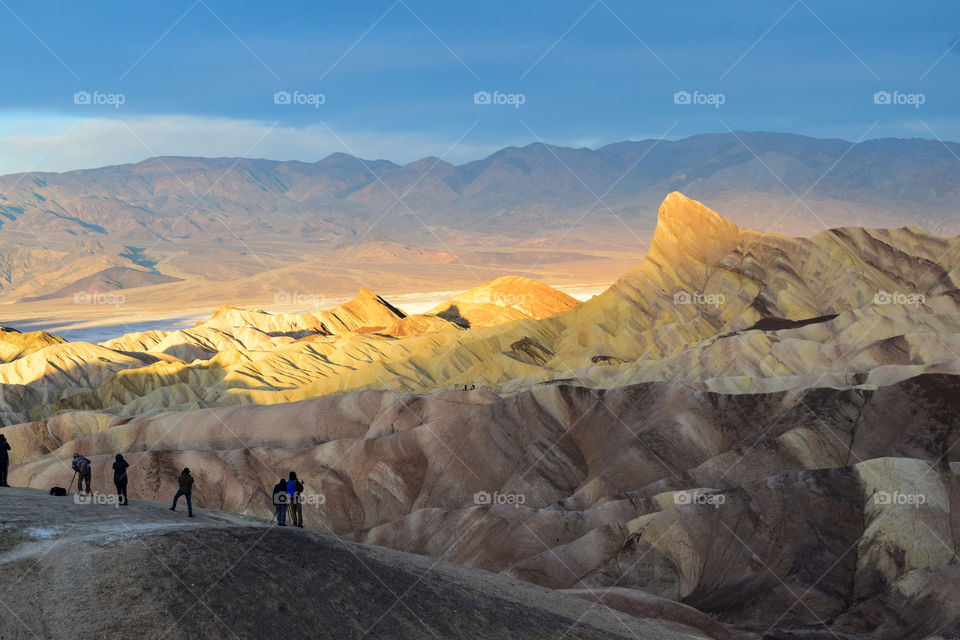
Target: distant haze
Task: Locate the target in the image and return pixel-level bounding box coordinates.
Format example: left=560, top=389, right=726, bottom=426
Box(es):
left=0, top=131, right=958, bottom=316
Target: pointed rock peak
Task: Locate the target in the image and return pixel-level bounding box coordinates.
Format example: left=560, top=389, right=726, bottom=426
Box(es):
left=648, top=192, right=742, bottom=265
left=356, top=287, right=378, bottom=299
left=194, top=304, right=243, bottom=328
left=211, top=304, right=240, bottom=319
left=348, top=288, right=406, bottom=319
left=657, top=192, right=739, bottom=234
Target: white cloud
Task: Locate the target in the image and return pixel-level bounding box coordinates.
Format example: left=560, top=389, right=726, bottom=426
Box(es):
left=0, top=113, right=506, bottom=175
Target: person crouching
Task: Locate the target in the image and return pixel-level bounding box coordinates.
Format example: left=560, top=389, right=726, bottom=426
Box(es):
left=72, top=453, right=92, bottom=495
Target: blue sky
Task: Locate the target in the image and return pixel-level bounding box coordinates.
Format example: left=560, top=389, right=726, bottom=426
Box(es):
left=0, top=0, right=957, bottom=174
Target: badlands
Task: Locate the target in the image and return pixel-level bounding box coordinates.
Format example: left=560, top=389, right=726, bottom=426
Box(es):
left=2, top=192, right=959, bottom=639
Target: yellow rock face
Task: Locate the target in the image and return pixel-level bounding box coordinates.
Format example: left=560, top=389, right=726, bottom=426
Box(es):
left=0, top=327, right=65, bottom=363
left=1, top=191, right=958, bottom=425
left=428, top=275, right=580, bottom=328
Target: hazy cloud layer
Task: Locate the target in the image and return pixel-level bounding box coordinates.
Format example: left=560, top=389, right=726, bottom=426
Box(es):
left=0, top=114, right=506, bottom=175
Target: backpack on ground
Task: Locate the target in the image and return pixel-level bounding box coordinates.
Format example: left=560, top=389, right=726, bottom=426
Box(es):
left=49, top=487, right=67, bottom=496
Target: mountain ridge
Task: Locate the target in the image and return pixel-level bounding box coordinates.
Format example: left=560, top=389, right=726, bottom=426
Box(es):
left=1, top=191, right=957, bottom=426
left=2, top=131, right=959, bottom=309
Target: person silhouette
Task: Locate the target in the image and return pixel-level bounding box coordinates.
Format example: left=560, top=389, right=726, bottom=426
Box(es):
left=0, top=434, right=10, bottom=487
left=112, top=454, right=130, bottom=505
left=169, top=468, right=194, bottom=517
left=273, top=478, right=289, bottom=526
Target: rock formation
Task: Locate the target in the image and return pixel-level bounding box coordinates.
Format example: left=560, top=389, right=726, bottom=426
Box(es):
left=2, top=192, right=959, bottom=638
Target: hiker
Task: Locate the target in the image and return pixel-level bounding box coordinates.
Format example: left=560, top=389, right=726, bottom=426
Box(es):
left=287, top=471, right=304, bottom=528
left=72, top=453, right=92, bottom=494
left=169, top=468, right=194, bottom=517
left=112, top=454, right=130, bottom=506
left=273, top=477, right=289, bottom=526
left=0, top=434, right=10, bottom=487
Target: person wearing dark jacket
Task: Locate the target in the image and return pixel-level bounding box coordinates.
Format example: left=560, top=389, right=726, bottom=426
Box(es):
left=0, top=434, right=10, bottom=487
left=169, top=468, right=194, bottom=517
left=273, top=478, right=289, bottom=526
left=286, top=472, right=304, bottom=527
left=112, top=454, right=130, bottom=505
left=72, top=453, right=92, bottom=494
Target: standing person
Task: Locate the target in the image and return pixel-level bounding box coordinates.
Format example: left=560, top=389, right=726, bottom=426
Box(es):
left=72, top=453, right=92, bottom=495
left=0, top=434, right=10, bottom=487
left=273, top=478, right=289, bottom=526
left=112, top=454, right=130, bottom=506
left=169, top=468, right=194, bottom=517
left=287, top=472, right=304, bottom=528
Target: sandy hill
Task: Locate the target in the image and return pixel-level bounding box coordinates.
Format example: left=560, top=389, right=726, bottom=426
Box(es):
left=21, top=265, right=182, bottom=302
left=0, top=327, right=65, bottom=363
left=429, top=275, right=580, bottom=327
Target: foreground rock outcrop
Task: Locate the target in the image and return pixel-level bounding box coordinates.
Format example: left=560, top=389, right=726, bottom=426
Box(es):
left=0, top=488, right=717, bottom=640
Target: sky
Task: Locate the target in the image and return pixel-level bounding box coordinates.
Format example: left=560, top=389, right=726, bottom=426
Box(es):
left=0, top=0, right=958, bottom=175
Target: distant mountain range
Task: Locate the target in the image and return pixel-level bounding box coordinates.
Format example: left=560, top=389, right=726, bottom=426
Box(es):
left=1, top=131, right=958, bottom=306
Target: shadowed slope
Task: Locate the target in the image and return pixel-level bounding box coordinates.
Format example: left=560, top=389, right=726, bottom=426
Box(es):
left=0, top=488, right=722, bottom=640
left=5, top=374, right=960, bottom=638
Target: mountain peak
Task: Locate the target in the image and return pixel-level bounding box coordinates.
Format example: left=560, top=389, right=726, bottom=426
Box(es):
left=427, top=275, right=579, bottom=328
left=658, top=191, right=739, bottom=233
left=647, top=192, right=742, bottom=269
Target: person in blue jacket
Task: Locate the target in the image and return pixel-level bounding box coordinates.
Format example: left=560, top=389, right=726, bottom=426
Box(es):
left=287, top=471, right=304, bottom=528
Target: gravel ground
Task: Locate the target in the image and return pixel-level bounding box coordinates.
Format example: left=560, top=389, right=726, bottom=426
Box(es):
left=0, top=487, right=715, bottom=640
